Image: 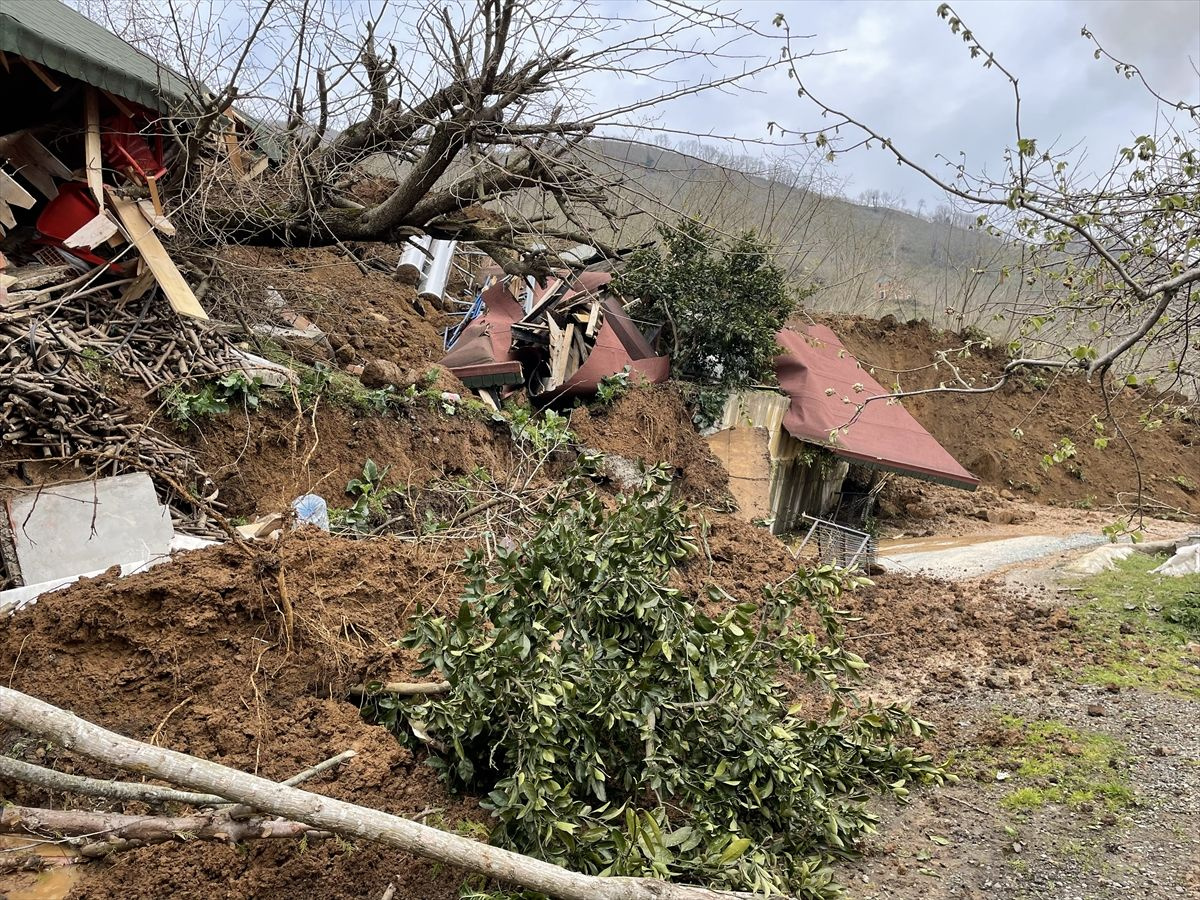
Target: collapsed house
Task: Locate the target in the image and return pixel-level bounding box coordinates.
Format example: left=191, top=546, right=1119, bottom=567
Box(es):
left=705, top=324, right=978, bottom=535
left=439, top=267, right=669, bottom=406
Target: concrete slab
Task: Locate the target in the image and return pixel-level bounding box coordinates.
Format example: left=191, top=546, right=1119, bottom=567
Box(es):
left=5, top=473, right=174, bottom=584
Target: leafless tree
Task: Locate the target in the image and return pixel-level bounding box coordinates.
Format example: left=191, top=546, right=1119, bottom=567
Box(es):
left=85, top=0, right=808, bottom=279
left=772, top=4, right=1199, bottom=401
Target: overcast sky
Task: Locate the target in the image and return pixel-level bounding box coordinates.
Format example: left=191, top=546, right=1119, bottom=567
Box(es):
left=624, top=0, right=1200, bottom=207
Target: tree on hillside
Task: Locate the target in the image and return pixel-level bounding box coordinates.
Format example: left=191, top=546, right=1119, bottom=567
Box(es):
left=616, top=219, right=802, bottom=392
left=77, top=0, right=800, bottom=279
left=772, top=4, right=1199, bottom=402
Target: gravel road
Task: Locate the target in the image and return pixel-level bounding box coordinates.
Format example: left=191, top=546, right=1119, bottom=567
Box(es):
left=877, top=532, right=1106, bottom=580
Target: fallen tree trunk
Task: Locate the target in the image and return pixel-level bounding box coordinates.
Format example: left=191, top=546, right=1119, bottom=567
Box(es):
left=0, top=805, right=324, bottom=857
left=0, top=686, right=757, bottom=900
left=0, top=749, right=356, bottom=814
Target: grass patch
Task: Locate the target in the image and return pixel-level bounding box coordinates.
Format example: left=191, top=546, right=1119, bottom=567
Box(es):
left=1071, top=554, right=1200, bottom=697
left=969, top=716, right=1134, bottom=818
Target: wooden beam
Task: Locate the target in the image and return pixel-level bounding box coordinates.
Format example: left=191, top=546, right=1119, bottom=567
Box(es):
left=0, top=168, right=36, bottom=209
left=21, top=58, right=60, bottom=92
left=545, top=316, right=564, bottom=389
left=99, top=89, right=136, bottom=118
left=84, top=88, right=104, bottom=210
left=0, top=199, right=14, bottom=230
left=109, top=192, right=208, bottom=320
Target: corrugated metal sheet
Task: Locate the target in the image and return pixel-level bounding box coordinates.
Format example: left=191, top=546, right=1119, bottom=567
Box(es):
left=775, top=325, right=979, bottom=490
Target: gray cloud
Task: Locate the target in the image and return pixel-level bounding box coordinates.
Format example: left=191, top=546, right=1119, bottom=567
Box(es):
left=638, top=0, right=1199, bottom=207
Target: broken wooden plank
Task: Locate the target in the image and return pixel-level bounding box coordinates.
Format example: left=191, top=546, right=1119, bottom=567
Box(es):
left=145, top=175, right=162, bottom=217
left=118, top=268, right=157, bottom=306
left=84, top=88, right=104, bottom=210
left=239, top=155, right=269, bottom=182
left=223, top=130, right=246, bottom=175
left=476, top=389, right=500, bottom=412
left=0, top=168, right=36, bottom=209
left=0, top=199, right=14, bottom=230
left=64, top=212, right=120, bottom=249
left=109, top=192, right=208, bottom=320
left=550, top=322, right=575, bottom=390
left=584, top=299, right=601, bottom=338
left=137, top=200, right=175, bottom=236
left=0, top=132, right=71, bottom=200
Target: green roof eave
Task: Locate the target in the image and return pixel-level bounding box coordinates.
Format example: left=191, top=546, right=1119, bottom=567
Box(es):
left=0, top=0, right=194, bottom=113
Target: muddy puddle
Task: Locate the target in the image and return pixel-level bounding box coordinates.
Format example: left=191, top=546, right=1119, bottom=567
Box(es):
left=0, top=836, right=83, bottom=900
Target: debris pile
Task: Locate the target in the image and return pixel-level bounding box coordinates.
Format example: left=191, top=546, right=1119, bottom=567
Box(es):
left=439, top=267, right=668, bottom=405
left=0, top=36, right=276, bottom=544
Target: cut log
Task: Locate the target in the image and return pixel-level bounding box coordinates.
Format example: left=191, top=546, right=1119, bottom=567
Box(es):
left=0, top=686, right=750, bottom=900
left=109, top=192, right=208, bottom=320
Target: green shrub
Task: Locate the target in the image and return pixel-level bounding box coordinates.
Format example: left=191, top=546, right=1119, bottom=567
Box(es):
left=616, top=218, right=805, bottom=392
left=163, top=372, right=264, bottom=429
left=395, top=468, right=946, bottom=898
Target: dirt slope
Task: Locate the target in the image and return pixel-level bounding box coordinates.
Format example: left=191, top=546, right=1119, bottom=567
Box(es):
left=0, top=529, right=476, bottom=899
left=821, top=315, right=1199, bottom=514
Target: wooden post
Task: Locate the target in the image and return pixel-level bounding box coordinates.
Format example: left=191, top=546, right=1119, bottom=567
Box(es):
left=84, top=87, right=104, bottom=210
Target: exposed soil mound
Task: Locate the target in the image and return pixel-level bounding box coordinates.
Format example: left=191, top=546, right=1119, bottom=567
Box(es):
left=212, top=245, right=453, bottom=372
left=0, top=530, right=476, bottom=899
left=569, top=384, right=732, bottom=505
left=176, top=401, right=516, bottom=518
left=820, top=315, right=1200, bottom=514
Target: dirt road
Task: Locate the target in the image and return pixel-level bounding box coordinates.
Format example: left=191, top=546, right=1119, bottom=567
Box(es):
left=842, top=526, right=1200, bottom=900
left=878, top=532, right=1106, bottom=579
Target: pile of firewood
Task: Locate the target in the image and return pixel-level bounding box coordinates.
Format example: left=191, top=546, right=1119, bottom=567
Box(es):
left=1, top=260, right=238, bottom=531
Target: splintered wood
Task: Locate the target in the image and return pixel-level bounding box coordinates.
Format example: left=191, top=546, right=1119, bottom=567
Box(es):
left=511, top=280, right=606, bottom=394
left=0, top=263, right=235, bottom=522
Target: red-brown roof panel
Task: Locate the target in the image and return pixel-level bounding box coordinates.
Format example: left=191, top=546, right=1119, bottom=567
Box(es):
left=775, top=325, right=979, bottom=489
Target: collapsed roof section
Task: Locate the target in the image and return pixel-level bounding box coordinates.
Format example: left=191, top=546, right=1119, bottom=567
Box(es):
left=775, top=325, right=979, bottom=490
left=440, top=269, right=668, bottom=400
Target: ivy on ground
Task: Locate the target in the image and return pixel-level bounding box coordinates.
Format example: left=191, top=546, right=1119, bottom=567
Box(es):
left=393, top=468, right=948, bottom=898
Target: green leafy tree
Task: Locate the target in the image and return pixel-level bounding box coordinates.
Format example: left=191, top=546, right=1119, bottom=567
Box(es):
left=617, top=219, right=803, bottom=390
left=397, top=468, right=946, bottom=898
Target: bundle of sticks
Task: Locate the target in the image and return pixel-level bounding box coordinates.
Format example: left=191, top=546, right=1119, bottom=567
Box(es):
left=1, top=261, right=238, bottom=531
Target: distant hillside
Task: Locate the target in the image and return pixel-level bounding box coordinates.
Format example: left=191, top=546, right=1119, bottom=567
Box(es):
left=576, top=138, right=1022, bottom=334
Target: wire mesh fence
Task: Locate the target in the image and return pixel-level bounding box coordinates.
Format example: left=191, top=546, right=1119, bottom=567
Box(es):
left=794, top=515, right=875, bottom=570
